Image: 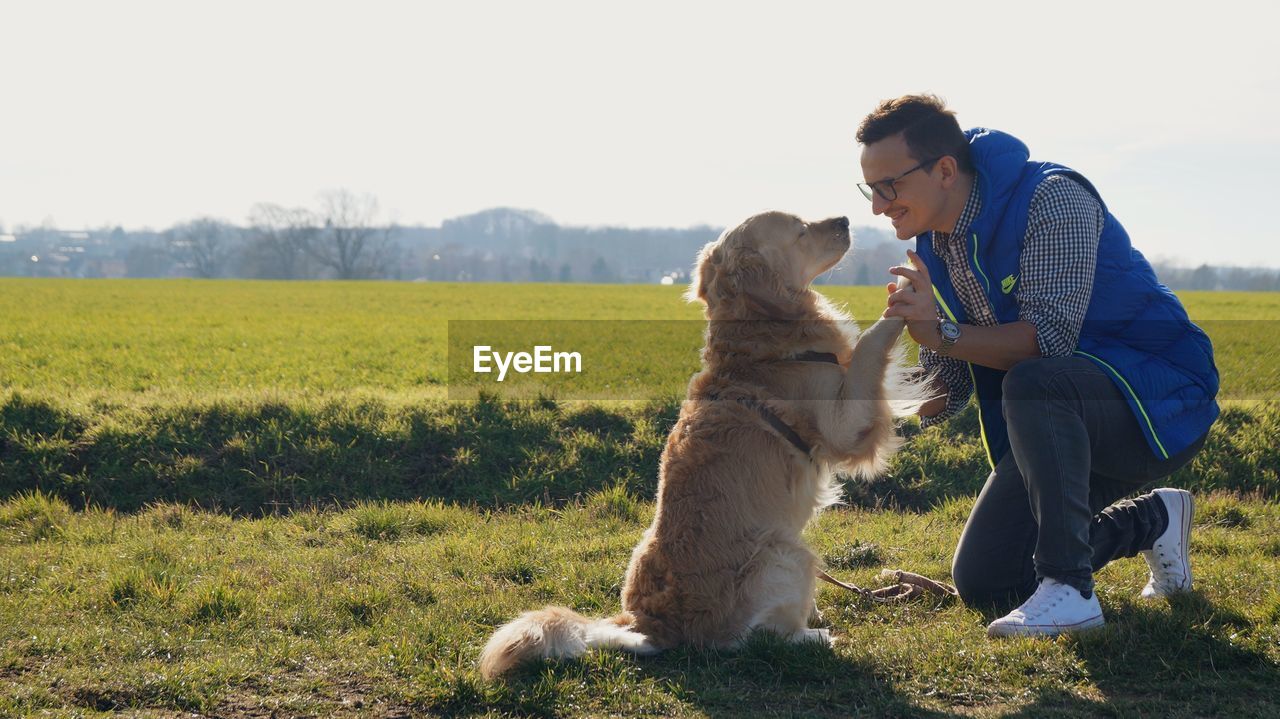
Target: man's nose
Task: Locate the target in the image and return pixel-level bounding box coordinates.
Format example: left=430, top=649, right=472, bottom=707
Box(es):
left=871, top=193, right=890, bottom=215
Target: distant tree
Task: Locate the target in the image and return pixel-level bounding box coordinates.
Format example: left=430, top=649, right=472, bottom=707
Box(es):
left=590, top=257, right=615, bottom=283
left=558, top=263, right=572, bottom=282
left=244, top=204, right=319, bottom=279
left=529, top=259, right=551, bottom=282
left=125, top=242, right=171, bottom=277
left=1189, top=264, right=1218, bottom=291
left=306, top=190, right=398, bottom=279
left=167, top=218, right=239, bottom=278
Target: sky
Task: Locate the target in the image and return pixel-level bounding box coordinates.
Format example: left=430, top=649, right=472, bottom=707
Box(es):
left=3, top=0, right=1278, bottom=267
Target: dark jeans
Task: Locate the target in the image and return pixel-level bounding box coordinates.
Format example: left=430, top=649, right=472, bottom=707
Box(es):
left=951, top=357, right=1208, bottom=607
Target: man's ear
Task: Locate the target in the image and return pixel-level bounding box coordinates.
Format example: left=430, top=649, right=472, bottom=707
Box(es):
left=937, top=155, right=960, bottom=189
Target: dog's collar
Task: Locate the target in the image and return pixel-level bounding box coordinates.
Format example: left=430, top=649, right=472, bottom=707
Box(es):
left=786, top=351, right=839, bottom=364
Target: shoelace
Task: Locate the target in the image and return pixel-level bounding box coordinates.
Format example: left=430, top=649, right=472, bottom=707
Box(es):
left=1022, top=584, right=1070, bottom=619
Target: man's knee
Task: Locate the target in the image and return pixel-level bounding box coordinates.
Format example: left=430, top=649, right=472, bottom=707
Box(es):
left=952, top=542, right=995, bottom=606
left=952, top=543, right=1034, bottom=608
left=1001, top=357, right=1085, bottom=402
left=950, top=552, right=983, bottom=605
left=1001, top=358, right=1106, bottom=431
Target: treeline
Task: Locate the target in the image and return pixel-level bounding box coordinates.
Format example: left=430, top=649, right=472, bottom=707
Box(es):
left=1, top=198, right=722, bottom=284
left=1147, top=263, right=1280, bottom=292
left=0, top=202, right=901, bottom=286
left=3, top=196, right=1277, bottom=289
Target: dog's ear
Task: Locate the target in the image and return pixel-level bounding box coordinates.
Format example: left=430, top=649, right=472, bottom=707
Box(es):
left=686, top=239, right=726, bottom=308
left=731, top=248, right=806, bottom=321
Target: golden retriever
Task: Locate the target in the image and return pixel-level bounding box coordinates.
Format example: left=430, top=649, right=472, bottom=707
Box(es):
left=479, top=211, right=922, bottom=679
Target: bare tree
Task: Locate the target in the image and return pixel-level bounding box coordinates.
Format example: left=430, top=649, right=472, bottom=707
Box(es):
left=245, top=203, right=319, bottom=279
left=306, top=189, right=398, bottom=279
left=168, top=218, right=238, bottom=278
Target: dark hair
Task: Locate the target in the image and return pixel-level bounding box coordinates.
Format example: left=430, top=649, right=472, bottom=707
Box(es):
left=856, top=94, right=973, bottom=173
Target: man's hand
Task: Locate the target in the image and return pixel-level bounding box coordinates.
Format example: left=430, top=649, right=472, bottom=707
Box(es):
left=883, top=249, right=940, bottom=350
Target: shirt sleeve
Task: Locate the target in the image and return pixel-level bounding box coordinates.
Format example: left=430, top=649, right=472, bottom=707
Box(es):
left=1016, top=175, right=1104, bottom=358
left=918, top=346, right=973, bottom=428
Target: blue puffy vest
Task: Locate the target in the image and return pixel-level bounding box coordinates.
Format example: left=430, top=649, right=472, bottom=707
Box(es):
left=915, top=128, right=1219, bottom=468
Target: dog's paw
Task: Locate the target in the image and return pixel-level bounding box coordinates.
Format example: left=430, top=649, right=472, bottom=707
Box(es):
left=810, top=600, right=826, bottom=624
left=790, top=627, right=833, bottom=646
left=852, top=317, right=906, bottom=360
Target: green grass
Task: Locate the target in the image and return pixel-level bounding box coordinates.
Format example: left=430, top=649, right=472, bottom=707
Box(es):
left=1, top=278, right=1278, bottom=716
left=0, top=491, right=1275, bottom=717
left=0, top=280, right=705, bottom=396
left=1, top=279, right=1276, bottom=400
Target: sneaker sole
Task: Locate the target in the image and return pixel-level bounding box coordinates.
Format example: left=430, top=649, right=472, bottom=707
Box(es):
left=1162, top=489, right=1194, bottom=595
left=987, top=614, right=1106, bottom=638
left=1181, top=491, right=1194, bottom=591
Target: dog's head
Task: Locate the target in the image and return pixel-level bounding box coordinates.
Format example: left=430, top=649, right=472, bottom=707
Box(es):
left=686, top=211, right=851, bottom=319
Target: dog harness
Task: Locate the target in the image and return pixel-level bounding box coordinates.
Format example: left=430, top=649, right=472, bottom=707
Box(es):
left=705, top=351, right=840, bottom=458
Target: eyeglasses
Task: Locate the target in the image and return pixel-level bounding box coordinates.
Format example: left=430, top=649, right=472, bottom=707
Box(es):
left=857, top=157, right=942, bottom=202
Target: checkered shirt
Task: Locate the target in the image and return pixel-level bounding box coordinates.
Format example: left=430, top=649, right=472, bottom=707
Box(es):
left=920, top=174, right=1104, bottom=427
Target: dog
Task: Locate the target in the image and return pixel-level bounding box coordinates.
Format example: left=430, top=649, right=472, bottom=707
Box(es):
left=479, top=211, right=924, bottom=679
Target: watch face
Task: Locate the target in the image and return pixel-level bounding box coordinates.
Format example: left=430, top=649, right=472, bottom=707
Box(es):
left=940, top=321, right=962, bottom=341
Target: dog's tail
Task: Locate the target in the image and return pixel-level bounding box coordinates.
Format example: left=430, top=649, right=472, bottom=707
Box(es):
left=478, top=606, right=659, bottom=680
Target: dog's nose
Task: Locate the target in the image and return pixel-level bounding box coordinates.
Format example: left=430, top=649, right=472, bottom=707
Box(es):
left=834, top=216, right=849, bottom=232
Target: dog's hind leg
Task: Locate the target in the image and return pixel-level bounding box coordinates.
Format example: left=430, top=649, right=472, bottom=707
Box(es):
left=740, top=541, right=832, bottom=646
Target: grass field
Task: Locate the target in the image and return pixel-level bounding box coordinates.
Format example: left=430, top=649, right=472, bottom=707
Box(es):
left=1, top=279, right=1277, bottom=399
left=1, top=278, right=1278, bottom=717
left=2, top=490, right=1277, bottom=718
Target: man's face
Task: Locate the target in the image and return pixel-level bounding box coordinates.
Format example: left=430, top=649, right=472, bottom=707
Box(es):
left=859, top=132, right=947, bottom=240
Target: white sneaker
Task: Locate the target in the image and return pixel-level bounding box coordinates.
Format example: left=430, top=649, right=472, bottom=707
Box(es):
left=987, top=578, right=1105, bottom=638
left=1141, top=488, right=1194, bottom=599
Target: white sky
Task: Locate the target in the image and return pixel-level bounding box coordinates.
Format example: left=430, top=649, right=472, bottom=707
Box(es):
left=2, top=0, right=1278, bottom=266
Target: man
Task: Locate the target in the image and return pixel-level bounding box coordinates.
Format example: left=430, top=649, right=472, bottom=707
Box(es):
left=859, top=94, right=1219, bottom=637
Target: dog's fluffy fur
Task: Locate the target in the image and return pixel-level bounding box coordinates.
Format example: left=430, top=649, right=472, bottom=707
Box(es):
left=479, top=211, right=926, bottom=679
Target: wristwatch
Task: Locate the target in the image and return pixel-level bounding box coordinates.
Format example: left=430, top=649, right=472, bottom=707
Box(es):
left=937, top=319, right=961, bottom=356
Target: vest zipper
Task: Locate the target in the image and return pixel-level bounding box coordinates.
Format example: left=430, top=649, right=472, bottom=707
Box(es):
left=931, top=286, right=996, bottom=470
left=971, top=232, right=992, bottom=295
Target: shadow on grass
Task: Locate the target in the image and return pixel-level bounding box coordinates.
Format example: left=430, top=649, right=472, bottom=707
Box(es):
left=645, top=636, right=958, bottom=719
left=420, top=633, right=959, bottom=719
left=0, top=391, right=677, bottom=515
left=992, top=592, right=1280, bottom=718
left=2, top=391, right=1277, bottom=517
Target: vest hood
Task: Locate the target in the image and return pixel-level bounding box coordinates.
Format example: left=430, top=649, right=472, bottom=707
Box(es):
left=966, top=128, right=1030, bottom=217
